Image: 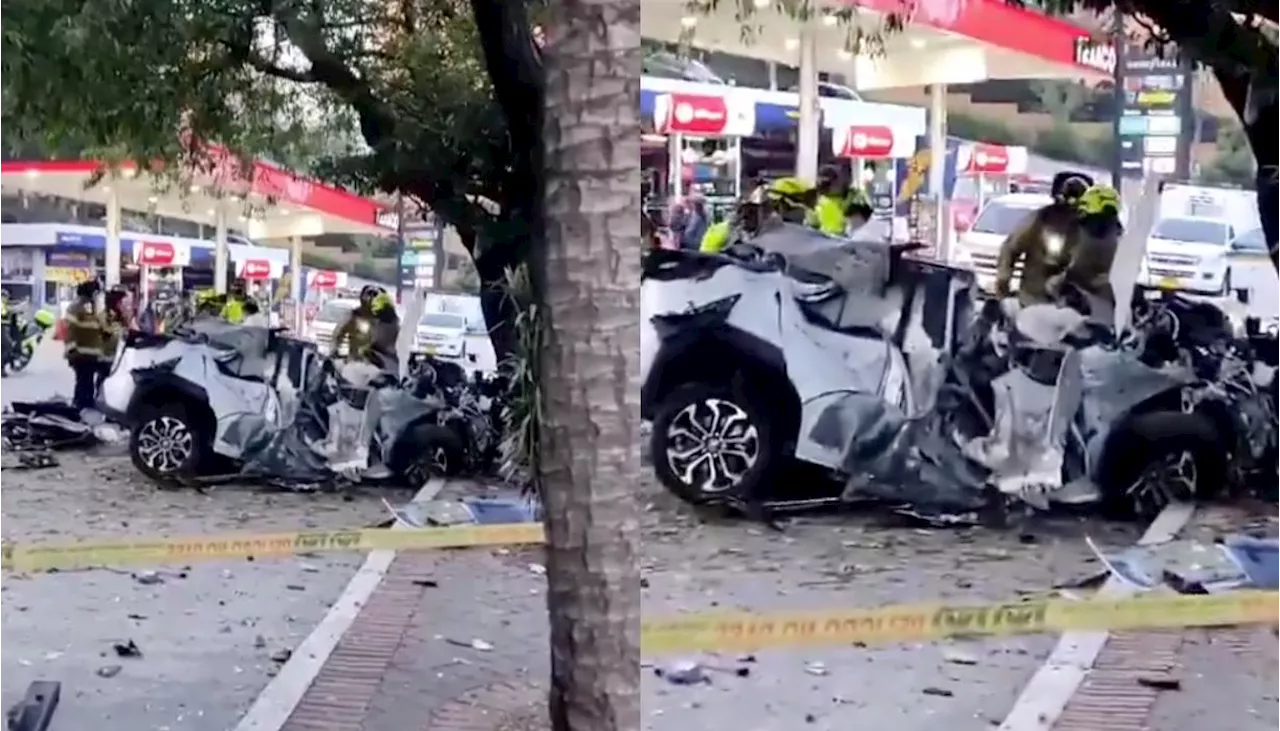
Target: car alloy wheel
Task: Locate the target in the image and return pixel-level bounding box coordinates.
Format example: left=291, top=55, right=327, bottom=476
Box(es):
left=135, top=416, right=195, bottom=474
left=664, top=397, right=760, bottom=494
left=1126, top=449, right=1197, bottom=519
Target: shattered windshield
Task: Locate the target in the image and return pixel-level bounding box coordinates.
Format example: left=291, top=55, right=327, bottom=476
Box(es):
left=970, top=202, right=1042, bottom=235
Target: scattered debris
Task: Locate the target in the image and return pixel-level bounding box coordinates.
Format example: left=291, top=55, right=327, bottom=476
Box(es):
left=95, top=666, right=122, bottom=679
left=1137, top=676, right=1182, bottom=691
left=111, top=640, right=142, bottom=658
left=5, top=680, right=61, bottom=731
left=942, top=649, right=979, bottom=666
left=132, top=571, right=164, bottom=586
left=803, top=661, right=828, bottom=677
left=656, top=660, right=710, bottom=685
left=921, top=686, right=954, bottom=698
left=269, top=649, right=292, bottom=663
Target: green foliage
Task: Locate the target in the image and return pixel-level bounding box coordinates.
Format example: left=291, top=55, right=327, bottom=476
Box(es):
left=497, top=264, right=543, bottom=495
left=947, top=112, right=1030, bottom=147
left=1, top=0, right=515, bottom=240
left=1030, top=81, right=1089, bottom=123
left=1035, top=123, right=1084, bottom=163
left=1199, top=124, right=1257, bottom=187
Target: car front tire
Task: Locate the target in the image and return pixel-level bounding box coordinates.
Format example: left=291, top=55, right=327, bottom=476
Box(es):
left=650, top=382, right=779, bottom=506
left=129, top=403, right=211, bottom=484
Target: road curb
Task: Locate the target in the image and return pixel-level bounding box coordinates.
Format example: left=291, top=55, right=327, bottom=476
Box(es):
left=232, top=477, right=448, bottom=731
left=997, top=502, right=1196, bottom=731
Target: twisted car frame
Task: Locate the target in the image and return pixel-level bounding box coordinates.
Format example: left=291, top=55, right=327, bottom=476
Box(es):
left=640, top=223, right=1277, bottom=522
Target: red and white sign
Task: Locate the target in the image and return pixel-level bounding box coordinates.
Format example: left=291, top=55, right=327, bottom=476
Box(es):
left=958, top=143, right=1029, bottom=175
left=134, top=241, right=191, bottom=268
left=653, top=93, right=754, bottom=137
left=833, top=125, right=898, bottom=159
left=308, top=270, right=347, bottom=289
left=238, top=258, right=282, bottom=280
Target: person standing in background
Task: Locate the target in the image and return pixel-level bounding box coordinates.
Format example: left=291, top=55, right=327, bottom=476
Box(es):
left=680, top=194, right=710, bottom=251
left=98, top=286, right=128, bottom=394
left=64, top=279, right=105, bottom=410
left=667, top=196, right=689, bottom=250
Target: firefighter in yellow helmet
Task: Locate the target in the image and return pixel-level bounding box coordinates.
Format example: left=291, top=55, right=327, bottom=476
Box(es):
left=994, top=171, right=1093, bottom=305
left=331, top=285, right=401, bottom=370
left=1049, top=183, right=1123, bottom=318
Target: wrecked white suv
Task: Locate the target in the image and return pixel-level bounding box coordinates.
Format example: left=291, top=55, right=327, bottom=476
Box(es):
left=640, top=224, right=1276, bottom=522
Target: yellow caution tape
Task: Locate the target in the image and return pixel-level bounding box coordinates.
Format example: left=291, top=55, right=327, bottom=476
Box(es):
left=641, top=591, right=1279, bottom=655
left=1, top=523, right=546, bottom=573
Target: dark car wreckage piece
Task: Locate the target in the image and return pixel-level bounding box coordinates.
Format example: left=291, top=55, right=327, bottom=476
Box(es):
left=640, top=224, right=1278, bottom=522
left=97, top=321, right=502, bottom=490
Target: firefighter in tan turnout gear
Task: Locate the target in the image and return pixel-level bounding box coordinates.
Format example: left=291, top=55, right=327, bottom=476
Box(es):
left=64, top=279, right=106, bottom=409
left=994, top=172, right=1092, bottom=305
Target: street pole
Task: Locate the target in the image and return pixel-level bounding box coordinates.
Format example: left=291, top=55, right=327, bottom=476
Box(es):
left=395, top=193, right=406, bottom=302
left=1110, top=11, right=1125, bottom=189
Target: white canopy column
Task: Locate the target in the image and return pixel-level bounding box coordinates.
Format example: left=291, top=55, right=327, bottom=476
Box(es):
left=291, top=236, right=304, bottom=332
left=928, top=83, right=949, bottom=259
left=104, top=189, right=122, bottom=288
left=214, top=204, right=229, bottom=294
left=795, top=16, right=820, bottom=183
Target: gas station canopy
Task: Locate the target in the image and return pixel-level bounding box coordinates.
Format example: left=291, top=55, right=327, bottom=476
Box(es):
left=0, top=147, right=393, bottom=241
left=643, top=0, right=1114, bottom=89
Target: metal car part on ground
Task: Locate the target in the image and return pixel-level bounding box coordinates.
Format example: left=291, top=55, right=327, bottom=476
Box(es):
left=97, top=321, right=502, bottom=491
left=640, top=224, right=1278, bottom=524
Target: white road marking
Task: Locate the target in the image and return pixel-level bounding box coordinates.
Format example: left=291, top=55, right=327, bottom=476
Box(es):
left=997, top=501, right=1197, bottom=731
left=232, top=477, right=448, bottom=731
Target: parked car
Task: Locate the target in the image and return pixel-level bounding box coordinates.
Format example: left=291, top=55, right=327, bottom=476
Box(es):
left=414, top=311, right=468, bottom=360
left=1139, top=216, right=1237, bottom=295
left=949, top=193, right=1053, bottom=292
left=306, top=298, right=359, bottom=355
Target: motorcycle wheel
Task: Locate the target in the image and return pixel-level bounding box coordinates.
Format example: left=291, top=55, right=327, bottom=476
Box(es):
left=7, top=347, right=32, bottom=374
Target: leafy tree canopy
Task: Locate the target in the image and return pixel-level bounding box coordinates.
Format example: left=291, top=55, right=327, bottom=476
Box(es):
left=4, top=0, right=538, bottom=253
left=3, top=0, right=546, bottom=349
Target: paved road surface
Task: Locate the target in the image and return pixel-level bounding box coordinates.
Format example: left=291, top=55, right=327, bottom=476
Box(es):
left=639, top=487, right=1146, bottom=731
left=1, top=341, right=410, bottom=731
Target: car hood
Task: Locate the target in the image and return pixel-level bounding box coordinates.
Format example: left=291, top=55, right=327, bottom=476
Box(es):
left=1145, top=238, right=1229, bottom=262
left=416, top=326, right=465, bottom=339
left=958, top=231, right=1006, bottom=253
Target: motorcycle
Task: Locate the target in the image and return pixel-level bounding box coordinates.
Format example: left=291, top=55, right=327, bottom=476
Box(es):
left=1, top=309, right=56, bottom=375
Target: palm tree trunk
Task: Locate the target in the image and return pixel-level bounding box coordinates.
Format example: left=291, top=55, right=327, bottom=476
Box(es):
left=538, top=0, right=642, bottom=730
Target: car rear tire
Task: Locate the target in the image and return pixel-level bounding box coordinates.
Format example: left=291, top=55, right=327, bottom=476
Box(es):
left=650, top=382, right=780, bottom=507
left=395, top=422, right=466, bottom=489
left=1096, top=410, right=1226, bottom=520
left=130, top=402, right=212, bottom=484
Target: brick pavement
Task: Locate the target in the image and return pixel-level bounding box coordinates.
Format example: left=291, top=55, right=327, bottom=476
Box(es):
left=280, top=547, right=551, bottom=731
left=1051, top=505, right=1279, bottom=731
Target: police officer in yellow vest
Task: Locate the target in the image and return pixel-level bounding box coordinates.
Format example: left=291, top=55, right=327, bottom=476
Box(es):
left=65, top=279, right=106, bottom=409
left=331, top=285, right=401, bottom=370
left=807, top=165, right=847, bottom=236
left=220, top=278, right=260, bottom=325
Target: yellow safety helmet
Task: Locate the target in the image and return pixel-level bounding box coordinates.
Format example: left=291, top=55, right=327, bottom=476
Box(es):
left=371, top=290, right=394, bottom=313
left=768, top=177, right=813, bottom=202
left=1077, top=184, right=1120, bottom=217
